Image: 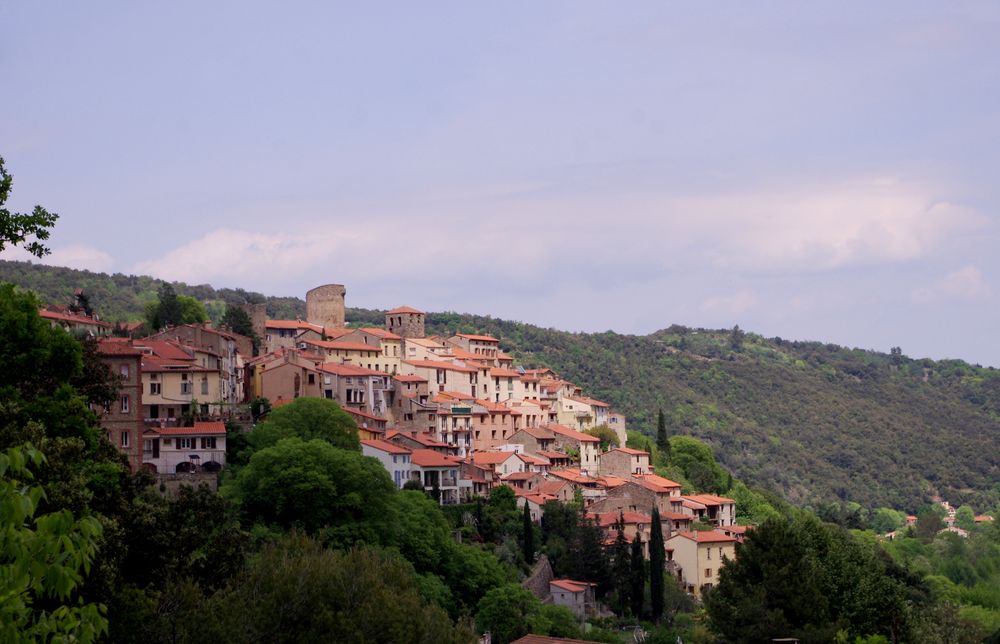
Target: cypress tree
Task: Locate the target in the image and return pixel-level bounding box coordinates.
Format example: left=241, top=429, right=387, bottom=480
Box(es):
left=650, top=506, right=665, bottom=622
left=656, top=408, right=670, bottom=460
left=522, top=502, right=535, bottom=564
left=612, top=512, right=632, bottom=616
left=630, top=533, right=645, bottom=618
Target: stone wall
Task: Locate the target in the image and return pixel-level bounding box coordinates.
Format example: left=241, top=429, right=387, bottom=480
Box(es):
left=306, top=284, right=346, bottom=329
left=521, top=554, right=554, bottom=601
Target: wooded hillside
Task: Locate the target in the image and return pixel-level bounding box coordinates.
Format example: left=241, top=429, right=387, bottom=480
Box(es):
left=4, top=259, right=998, bottom=512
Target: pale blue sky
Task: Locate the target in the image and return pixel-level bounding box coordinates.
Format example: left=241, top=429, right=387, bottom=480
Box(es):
left=3, top=2, right=999, bottom=364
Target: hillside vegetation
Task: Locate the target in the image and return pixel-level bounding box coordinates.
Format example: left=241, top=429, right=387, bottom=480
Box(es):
left=4, top=259, right=999, bottom=511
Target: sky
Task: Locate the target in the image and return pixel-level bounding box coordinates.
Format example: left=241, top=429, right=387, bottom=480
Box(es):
left=3, top=2, right=1000, bottom=365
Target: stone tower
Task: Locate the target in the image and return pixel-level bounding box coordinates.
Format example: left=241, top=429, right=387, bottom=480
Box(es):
left=306, top=284, right=347, bottom=329
left=385, top=306, right=425, bottom=338
left=240, top=302, right=267, bottom=344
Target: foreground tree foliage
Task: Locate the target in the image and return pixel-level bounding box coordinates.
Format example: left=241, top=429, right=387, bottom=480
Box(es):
left=0, top=156, right=58, bottom=258
left=705, top=513, right=941, bottom=643
left=0, top=444, right=107, bottom=643
left=222, top=437, right=393, bottom=538
left=195, top=535, right=471, bottom=644
left=245, top=396, right=360, bottom=455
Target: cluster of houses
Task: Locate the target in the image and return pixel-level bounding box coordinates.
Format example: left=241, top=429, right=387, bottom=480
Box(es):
left=42, top=283, right=745, bottom=598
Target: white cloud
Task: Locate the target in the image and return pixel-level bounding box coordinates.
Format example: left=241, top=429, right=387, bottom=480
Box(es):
left=0, top=243, right=114, bottom=273
left=912, top=265, right=991, bottom=304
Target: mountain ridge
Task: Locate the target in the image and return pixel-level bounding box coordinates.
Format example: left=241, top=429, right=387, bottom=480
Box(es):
left=3, top=258, right=998, bottom=512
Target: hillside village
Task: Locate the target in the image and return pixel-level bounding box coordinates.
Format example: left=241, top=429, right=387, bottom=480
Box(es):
left=40, top=281, right=747, bottom=600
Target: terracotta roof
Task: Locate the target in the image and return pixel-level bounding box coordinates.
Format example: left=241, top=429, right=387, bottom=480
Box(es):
left=513, top=427, right=556, bottom=441
left=97, top=339, right=144, bottom=356
left=410, top=449, right=460, bottom=468
left=471, top=451, right=523, bottom=466
left=402, top=359, right=477, bottom=373
left=149, top=421, right=226, bottom=436
left=454, top=333, right=499, bottom=343
left=403, top=337, right=444, bottom=348
left=596, top=475, right=628, bottom=488
left=670, top=530, right=738, bottom=544
left=319, top=363, right=388, bottom=377
left=537, top=450, right=571, bottom=460
left=393, top=374, right=427, bottom=382
left=387, top=306, right=424, bottom=315
left=549, top=579, right=596, bottom=593
left=490, top=368, right=523, bottom=377
left=519, top=454, right=550, bottom=466
left=605, top=447, right=649, bottom=457
left=386, top=431, right=450, bottom=448
left=520, top=492, right=557, bottom=505
left=300, top=339, right=381, bottom=352
left=975, top=515, right=994, bottom=522
left=344, top=408, right=388, bottom=423
left=357, top=327, right=402, bottom=340
left=511, top=635, right=608, bottom=644
left=38, top=309, right=111, bottom=327
left=502, top=471, right=537, bottom=481
left=566, top=395, right=609, bottom=407
left=134, top=339, right=195, bottom=361
left=631, top=473, right=682, bottom=492
left=682, top=493, right=736, bottom=505
left=361, top=439, right=411, bottom=455
left=543, top=423, right=601, bottom=443
left=548, top=468, right=594, bottom=485
left=265, top=319, right=326, bottom=333
left=539, top=479, right=570, bottom=495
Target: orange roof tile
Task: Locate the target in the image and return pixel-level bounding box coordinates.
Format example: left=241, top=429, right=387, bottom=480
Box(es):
left=149, top=421, right=226, bottom=436
left=387, top=306, right=424, bottom=315
left=544, top=423, right=601, bottom=443
left=454, top=333, right=499, bottom=343
left=361, top=439, right=411, bottom=455
left=410, top=449, right=460, bottom=468
left=402, top=359, right=477, bottom=373
left=670, top=530, right=738, bottom=544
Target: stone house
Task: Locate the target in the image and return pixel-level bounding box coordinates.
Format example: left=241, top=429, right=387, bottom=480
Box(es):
left=665, top=530, right=738, bottom=597
left=598, top=447, right=651, bottom=478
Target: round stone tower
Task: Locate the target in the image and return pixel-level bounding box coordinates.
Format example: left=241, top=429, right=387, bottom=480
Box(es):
left=385, top=306, right=425, bottom=338
left=306, top=284, right=346, bottom=329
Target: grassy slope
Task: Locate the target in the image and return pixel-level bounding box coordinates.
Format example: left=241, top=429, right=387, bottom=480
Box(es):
left=4, top=259, right=998, bottom=511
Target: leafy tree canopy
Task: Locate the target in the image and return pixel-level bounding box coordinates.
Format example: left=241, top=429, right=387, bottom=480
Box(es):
left=247, top=397, right=360, bottom=455
left=0, top=156, right=58, bottom=258
left=222, top=437, right=393, bottom=537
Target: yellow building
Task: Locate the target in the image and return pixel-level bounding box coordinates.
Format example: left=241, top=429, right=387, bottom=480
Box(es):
left=665, top=530, right=738, bottom=597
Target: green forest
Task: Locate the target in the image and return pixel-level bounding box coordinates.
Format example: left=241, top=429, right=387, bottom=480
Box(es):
left=4, top=259, right=998, bottom=513
left=3, top=269, right=1000, bottom=641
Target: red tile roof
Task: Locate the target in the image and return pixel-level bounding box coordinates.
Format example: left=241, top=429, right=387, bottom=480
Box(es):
left=455, top=333, right=499, bottom=343
left=393, top=374, right=427, bottom=382
left=319, top=363, right=388, bottom=377
left=410, top=449, right=460, bottom=468
left=402, top=359, right=477, bottom=373
left=544, top=423, right=601, bottom=443
left=606, top=447, right=649, bottom=457
left=549, top=579, right=596, bottom=593
left=387, top=306, right=424, bottom=315
left=471, top=451, right=523, bottom=466
left=361, top=439, right=411, bottom=455
left=357, top=327, right=402, bottom=340
left=300, top=339, right=381, bottom=352
left=682, top=493, right=736, bottom=505
left=149, top=421, right=226, bottom=436
left=38, top=309, right=112, bottom=327
left=670, top=530, right=738, bottom=544
left=97, top=339, right=144, bottom=356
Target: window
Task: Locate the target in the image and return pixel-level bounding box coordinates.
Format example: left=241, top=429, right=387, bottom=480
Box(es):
left=719, top=547, right=725, bottom=559
left=201, top=377, right=209, bottom=395
left=706, top=548, right=711, bottom=560
left=201, top=436, right=217, bottom=449
left=308, top=373, right=315, bottom=385
left=143, top=439, right=153, bottom=451
left=705, top=569, right=712, bottom=578
left=178, top=438, right=194, bottom=449
left=120, top=395, right=130, bottom=413
left=121, top=431, right=130, bottom=448
left=150, top=382, right=161, bottom=395
left=120, top=364, right=130, bottom=379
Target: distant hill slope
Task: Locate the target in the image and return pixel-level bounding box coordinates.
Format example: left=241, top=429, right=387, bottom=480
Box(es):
left=3, top=259, right=998, bottom=511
